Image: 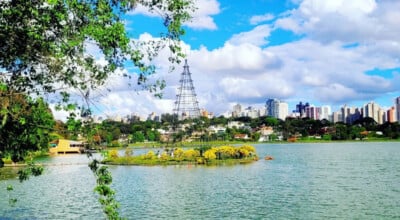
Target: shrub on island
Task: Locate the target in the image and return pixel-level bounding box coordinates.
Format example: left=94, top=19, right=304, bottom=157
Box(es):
left=102, top=145, right=258, bottom=166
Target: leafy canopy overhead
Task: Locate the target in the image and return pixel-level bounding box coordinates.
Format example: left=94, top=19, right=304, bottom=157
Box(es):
left=0, top=0, right=194, bottom=98
left=0, top=0, right=194, bottom=163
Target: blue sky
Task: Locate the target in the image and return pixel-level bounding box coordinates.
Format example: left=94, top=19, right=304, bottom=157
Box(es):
left=55, top=0, right=400, bottom=120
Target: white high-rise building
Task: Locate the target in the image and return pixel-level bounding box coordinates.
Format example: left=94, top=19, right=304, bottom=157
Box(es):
left=243, top=106, right=260, bottom=118
left=278, top=102, right=289, bottom=120
left=363, top=101, right=382, bottom=124
left=232, top=103, right=242, bottom=118
left=377, top=108, right=385, bottom=125
left=320, top=105, right=331, bottom=120
left=341, top=105, right=361, bottom=124
left=305, top=105, right=317, bottom=120
left=265, top=98, right=288, bottom=120
left=332, top=111, right=342, bottom=123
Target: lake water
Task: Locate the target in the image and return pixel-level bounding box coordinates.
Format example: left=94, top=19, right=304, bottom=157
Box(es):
left=1, top=142, right=400, bottom=219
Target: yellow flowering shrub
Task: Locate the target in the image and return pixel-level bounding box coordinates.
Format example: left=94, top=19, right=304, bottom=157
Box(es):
left=143, top=150, right=155, bottom=160
left=109, top=149, right=119, bottom=159
left=173, top=148, right=184, bottom=159
left=160, top=152, right=169, bottom=161
left=204, top=148, right=217, bottom=160
left=240, top=145, right=256, bottom=153
left=197, top=157, right=205, bottom=164
left=183, top=149, right=200, bottom=161
left=216, top=146, right=236, bottom=158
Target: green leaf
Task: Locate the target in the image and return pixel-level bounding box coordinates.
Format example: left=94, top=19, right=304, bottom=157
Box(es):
left=6, top=185, right=14, bottom=191
left=19, top=118, right=26, bottom=125
left=0, top=84, right=7, bottom=92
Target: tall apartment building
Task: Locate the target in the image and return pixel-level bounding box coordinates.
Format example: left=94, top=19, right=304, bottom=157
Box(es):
left=232, top=104, right=242, bottom=118
left=320, top=105, right=331, bottom=120
left=266, top=99, right=278, bottom=117
left=265, top=98, right=288, bottom=120
left=305, top=105, right=319, bottom=120
left=341, top=105, right=361, bottom=124
left=245, top=106, right=260, bottom=119
left=363, top=101, right=382, bottom=124
left=341, top=105, right=350, bottom=123
left=377, top=108, right=385, bottom=124
left=332, top=111, right=342, bottom=123
left=278, top=102, right=289, bottom=120
left=295, top=101, right=310, bottom=118
left=396, top=96, right=400, bottom=123
left=386, top=107, right=396, bottom=123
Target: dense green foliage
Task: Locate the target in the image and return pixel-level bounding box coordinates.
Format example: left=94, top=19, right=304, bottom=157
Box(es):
left=0, top=89, right=55, bottom=164
left=61, top=115, right=400, bottom=146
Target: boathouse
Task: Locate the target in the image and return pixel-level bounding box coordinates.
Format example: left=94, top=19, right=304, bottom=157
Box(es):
left=49, top=139, right=85, bottom=154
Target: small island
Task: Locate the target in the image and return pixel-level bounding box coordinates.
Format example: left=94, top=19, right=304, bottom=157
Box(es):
left=102, top=145, right=258, bottom=166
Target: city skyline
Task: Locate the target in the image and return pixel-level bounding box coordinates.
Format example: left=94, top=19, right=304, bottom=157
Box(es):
left=51, top=0, right=400, bottom=121
left=86, top=96, right=400, bottom=124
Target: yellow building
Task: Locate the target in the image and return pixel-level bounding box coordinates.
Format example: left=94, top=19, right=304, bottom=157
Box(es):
left=49, top=139, right=85, bottom=154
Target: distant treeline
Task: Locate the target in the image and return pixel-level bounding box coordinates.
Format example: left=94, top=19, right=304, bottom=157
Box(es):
left=55, top=114, right=400, bottom=145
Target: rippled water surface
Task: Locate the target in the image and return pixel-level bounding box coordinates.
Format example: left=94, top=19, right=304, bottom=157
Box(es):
left=1, top=142, right=400, bottom=219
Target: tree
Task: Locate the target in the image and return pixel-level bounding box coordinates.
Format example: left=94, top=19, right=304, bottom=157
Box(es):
left=146, top=129, right=160, bottom=142
left=380, top=122, right=400, bottom=139
left=332, top=123, right=349, bottom=140
left=131, top=131, right=145, bottom=143
left=252, top=132, right=261, bottom=142
left=264, top=116, right=279, bottom=127
left=0, top=1, right=194, bottom=219
left=349, top=125, right=366, bottom=140
left=0, top=89, right=55, bottom=164
left=0, top=0, right=193, bottom=100
left=65, top=116, right=82, bottom=140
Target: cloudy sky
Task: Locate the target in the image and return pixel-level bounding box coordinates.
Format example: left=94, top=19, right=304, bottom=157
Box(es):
left=58, top=0, right=400, bottom=120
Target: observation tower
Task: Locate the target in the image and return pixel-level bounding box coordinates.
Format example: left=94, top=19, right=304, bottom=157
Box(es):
left=173, top=59, right=201, bottom=120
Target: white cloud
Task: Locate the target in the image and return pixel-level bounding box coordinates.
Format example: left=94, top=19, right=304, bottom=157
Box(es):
left=275, top=0, right=400, bottom=44
left=315, top=83, right=359, bottom=103
left=191, top=42, right=280, bottom=74
left=274, top=17, right=301, bottom=34
left=80, top=33, right=397, bottom=120
left=267, top=39, right=398, bottom=104
left=185, top=0, right=220, bottom=30
left=52, top=1, right=400, bottom=121
left=250, top=13, right=274, bottom=25
left=129, top=0, right=220, bottom=30
left=227, top=25, right=271, bottom=47
left=98, top=91, right=173, bottom=118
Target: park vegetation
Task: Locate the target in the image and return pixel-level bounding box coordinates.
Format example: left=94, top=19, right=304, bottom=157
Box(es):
left=102, top=145, right=258, bottom=166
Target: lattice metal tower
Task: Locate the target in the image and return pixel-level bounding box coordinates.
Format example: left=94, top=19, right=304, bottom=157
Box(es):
left=173, top=59, right=201, bottom=120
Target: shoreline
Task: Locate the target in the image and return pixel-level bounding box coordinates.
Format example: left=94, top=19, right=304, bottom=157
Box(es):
left=123, top=138, right=400, bottom=149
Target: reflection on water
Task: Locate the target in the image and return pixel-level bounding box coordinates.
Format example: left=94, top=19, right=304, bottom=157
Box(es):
left=0, top=167, right=20, bottom=180
left=1, top=142, right=400, bottom=219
